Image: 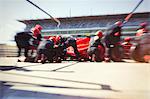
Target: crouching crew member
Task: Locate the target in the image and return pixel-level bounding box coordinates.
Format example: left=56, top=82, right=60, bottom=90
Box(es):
left=61, top=35, right=80, bottom=60
left=34, top=37, right=55, bottom=63
left=87, top=31, right=105, bottom=62
left=53, top=35, right=64, bottom=62
left=121, top=37, right=132, bottom=59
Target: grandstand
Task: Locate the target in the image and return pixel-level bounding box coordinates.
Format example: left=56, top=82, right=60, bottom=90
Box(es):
left=19, top=12, right=150, bottom=37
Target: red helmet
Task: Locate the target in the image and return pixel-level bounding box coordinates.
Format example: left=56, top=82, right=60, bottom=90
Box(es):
left=35, top=24, right=43, bottom=31
left=32, top=28, right=40, bottom=36
left=49, top=36, right=56, bottom=43
left=55, top=35, right=61, bottom=42
left=124, top=37, right=131, bottom=42
left=95, top=31, right=103, bottom=38
left=140, top=22, right=148, bottom=27
left=115, top=21, right=122, bottom=26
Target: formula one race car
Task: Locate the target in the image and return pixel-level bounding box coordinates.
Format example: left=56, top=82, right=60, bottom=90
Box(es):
left=67, top=36, right=105, bottom=62
left=66, top=37, right=90, bottom=61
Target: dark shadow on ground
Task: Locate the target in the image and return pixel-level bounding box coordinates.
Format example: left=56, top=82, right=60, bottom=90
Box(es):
left=30, top=69, right=74, bottom=73
left=1, top=81, right=114, bottom=91
left=1, top=81, right=117, bottom=99
left=50, top=61, right=79, bottom=71
left=0, top=66, right=31, bottom=72
left=1, top=85, right=103, bottom=99
left=1, top=72, right=120, bottom=92
left=0, top=61, right=77, bottom=73
left=0, top=65, right=74, bottom=73
left=0, top=63, right=44, bottom=71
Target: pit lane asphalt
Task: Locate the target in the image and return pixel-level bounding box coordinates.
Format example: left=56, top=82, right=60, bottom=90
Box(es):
left=0, top=57, right=150, bottom=99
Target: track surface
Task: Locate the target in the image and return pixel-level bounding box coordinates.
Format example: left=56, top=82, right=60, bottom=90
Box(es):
left=0, top=57, right=150, bottom=99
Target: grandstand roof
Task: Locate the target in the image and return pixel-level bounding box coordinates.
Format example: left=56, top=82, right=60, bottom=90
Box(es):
left=19, top=12, right=150, bottom=24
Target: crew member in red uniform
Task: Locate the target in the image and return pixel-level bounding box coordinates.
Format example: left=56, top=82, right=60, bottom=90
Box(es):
left=29, top=24, right=43, bottom=58
left=104, top=21, right=123, bottom=62
left=121, top=37, right=132, bottom=59
left=30, top=24, right=43, bottom=48
left=87, top=30, right=105, bottom=62
left=32, top=24, right=42, bottom=42
left=136, top=22, right=148, bottom=37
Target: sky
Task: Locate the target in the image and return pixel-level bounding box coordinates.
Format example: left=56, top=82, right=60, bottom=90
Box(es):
left=0, top=0, right=149, bottom=44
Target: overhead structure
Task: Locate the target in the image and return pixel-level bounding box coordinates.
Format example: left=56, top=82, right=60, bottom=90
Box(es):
left=26, top=0, right=61, bottom=28
left=124, top=0, right=144, bottom=23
